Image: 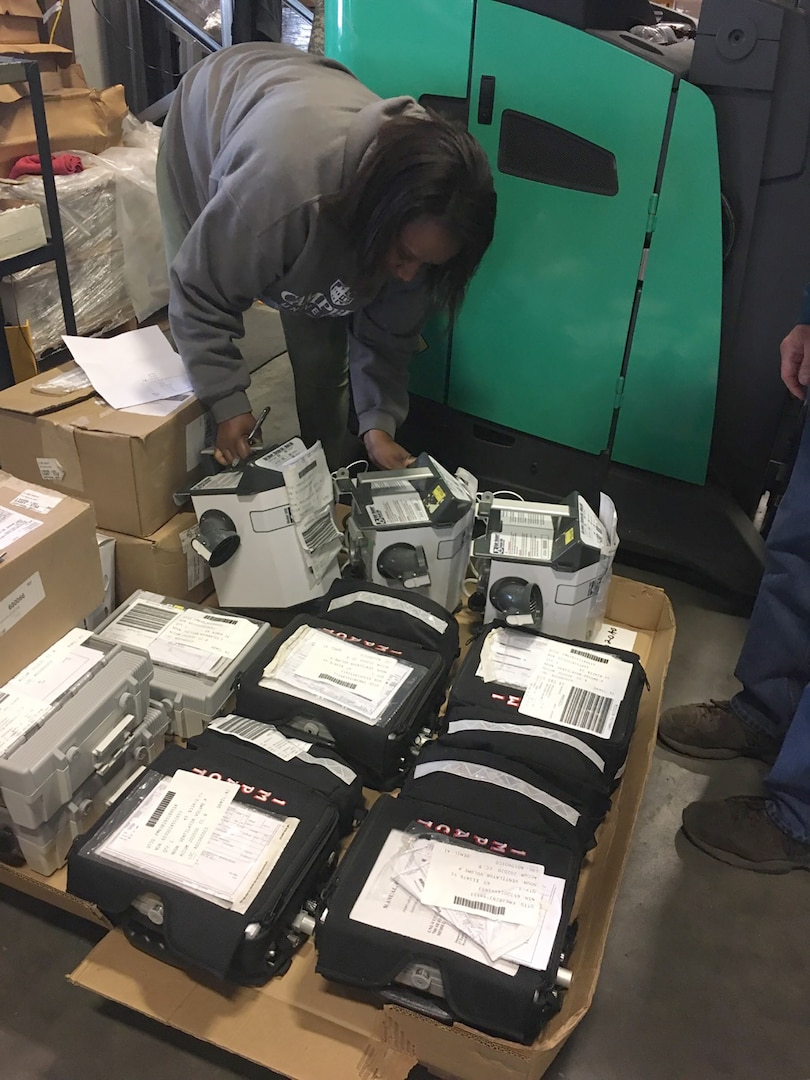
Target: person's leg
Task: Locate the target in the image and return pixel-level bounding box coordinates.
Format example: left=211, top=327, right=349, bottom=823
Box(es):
left=279, top=311, right=349, bottom=469
left=660, top=407, right=810, bottom=760
left=765, top=682, right=810, bottom=843
left=730, top=407, right=810, bottom=741
left=680, top=691, right=810, bottom=871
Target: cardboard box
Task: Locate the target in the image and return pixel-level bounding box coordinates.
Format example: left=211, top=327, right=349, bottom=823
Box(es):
left=0, top=363, right=209, bottom=536
left=0, top=0, right=42, bottom=44
left=103, top=511, right=212, bottom=607
left=0, top=196, right=45, bottom=258
left=0, top=41, right=73, bottom=74
left=0, top=864, right=110, bottom=928
left=3, top=320, right=35, bottom=384
left=56, top=577, right=676, bottom=1080
left=0, top=56, right=127, bottom=176
left=0, top=469, right=103, bottom=683
left=81, top=532, right=116, bottom=630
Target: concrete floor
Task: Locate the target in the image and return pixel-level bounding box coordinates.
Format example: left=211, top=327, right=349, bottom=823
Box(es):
left=2, top=340, right=809, bottom=1080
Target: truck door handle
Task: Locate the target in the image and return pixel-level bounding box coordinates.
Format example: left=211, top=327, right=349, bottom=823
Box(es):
left=477, top=75, right=496, bottom=125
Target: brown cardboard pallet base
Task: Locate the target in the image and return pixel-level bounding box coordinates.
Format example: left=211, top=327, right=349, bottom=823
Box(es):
left=2, top=577, right=674, bottom=1080
left=0, top=864, right=110, bottom=928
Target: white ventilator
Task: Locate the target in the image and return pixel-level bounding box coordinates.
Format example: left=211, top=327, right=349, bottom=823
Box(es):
left=345, top=454, right=477, bottom=613
left=477, top=492, right=619, bottom=643
left=185, top=438, right=342, bottom=610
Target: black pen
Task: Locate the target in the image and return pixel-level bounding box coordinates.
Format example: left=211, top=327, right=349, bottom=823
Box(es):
left=248, top=406, right=270, bottom=445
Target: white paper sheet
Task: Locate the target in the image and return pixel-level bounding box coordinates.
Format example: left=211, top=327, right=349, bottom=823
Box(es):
left=295, top=633, right=400, bottom=701
left=255, top=438, right=308, bottom=471
left=255, top=439, right=340, bottom=583
left=296, top=507, right=343, bottom=584
left=5, top=628, right=99, bottom=706
left=349, top=829, right=519, bottom=976
left=121, top=394, right=193, bottom=417
left=98, top=774, right=297, bottom=913
left=36, top=458, right=65, bottom=482
left=9, top=489, right=62, bottom=515
left=282, top=443, right=342, bottom=583
left=420, top=841, right=545, bottom=927
left=122, top=770, right=238, bottom=865
left=281, top=442, right=333, bottom=523
left=158, top=608, right=259, bottom=662
left=478, top=627, right=547, bottom=689
left=0, top=505, right=42, bottom=549
left=209, top=714, right=313, bottom=762
left=490, top=532, right=552, bottom=560
left=519, top=639, right=633, bottom=739
left=503, top=875, right=565, bottom=972
left=62, top=326, right=192, bottom=410
left=391, top=835, right=536, bottom=962
left=0, top=690, right=51, bottom=758
left=100, top=599, right=182, bottom=650
left=498, top=508, right=555, bottom=531
left=368, top=492, right=429, bottom=527
left=261, top=625, right=414, bottom=726
left=577, top=495, right=607, bottom=549
left=101, top=600, right=258, bottom=679
left=592, top=623, right=638, bottom=651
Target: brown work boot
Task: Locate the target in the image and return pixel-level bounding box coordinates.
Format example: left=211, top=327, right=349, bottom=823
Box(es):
left=682, top=796, right=810, bottom=873
left=658, top=700, right=779, bottom=764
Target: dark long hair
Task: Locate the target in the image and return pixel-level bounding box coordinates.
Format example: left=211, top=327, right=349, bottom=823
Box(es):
left=331, top=112, right=497, bottom=313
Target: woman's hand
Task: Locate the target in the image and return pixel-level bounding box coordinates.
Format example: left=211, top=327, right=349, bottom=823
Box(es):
left=363, top=429, right=416, bottom=470
left=214, top=413, right=257, bottom=466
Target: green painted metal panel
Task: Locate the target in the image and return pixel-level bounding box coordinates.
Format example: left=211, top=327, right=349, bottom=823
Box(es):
left=611, top=80, right=721, bottom=484
left=324, top=0, right=473, bottom=100
left=450, top=6, right=676, bottom=454
left=409, top=312, right=451, bottom=401
left=325, top=0, right=472, bottom=404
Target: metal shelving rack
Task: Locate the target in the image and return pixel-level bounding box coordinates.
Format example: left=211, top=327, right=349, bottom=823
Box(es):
left=0, top=55, right=76, bottom=390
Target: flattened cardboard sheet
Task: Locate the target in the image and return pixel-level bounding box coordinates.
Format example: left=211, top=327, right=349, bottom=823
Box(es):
left=65, top=577, right=674, bottom=1080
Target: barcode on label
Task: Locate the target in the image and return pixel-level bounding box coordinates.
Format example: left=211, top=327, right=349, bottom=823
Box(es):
left=571, top=648, right=608, bottom=664
left=118, top=603, right=178, bottom=635
left=146, top=789, right=175, bottom=827
left=203, top=613, right=238, bottom=625
left=318, top=672, right=358, bottom=690
left=302, top=515, right=335, bottom=550
left=560, top=687, right=613, bottom=734
left=453, top=895, right=506, bottom=917
left=214, top=715, right=265, bottom=739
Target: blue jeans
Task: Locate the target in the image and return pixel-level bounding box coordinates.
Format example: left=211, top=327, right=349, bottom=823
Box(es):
left=731, top=406, right=810, bottom=843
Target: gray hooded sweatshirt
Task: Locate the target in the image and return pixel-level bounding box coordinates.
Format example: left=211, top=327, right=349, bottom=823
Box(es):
left=160, top=42, right=430, bottom=434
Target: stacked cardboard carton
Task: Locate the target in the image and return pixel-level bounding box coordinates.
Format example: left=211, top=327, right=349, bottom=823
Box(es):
left=0, top=9, right=127, bottom=176
left=0, top=469, right=104, bottom=681
left=0, top=362, right=214, bottom=613
left=0, top=11, right=134, bottom=356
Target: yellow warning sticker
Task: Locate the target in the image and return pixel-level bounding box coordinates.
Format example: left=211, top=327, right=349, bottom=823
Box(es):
left=564, top=527, right=575, bottom=545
